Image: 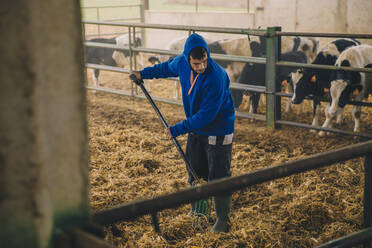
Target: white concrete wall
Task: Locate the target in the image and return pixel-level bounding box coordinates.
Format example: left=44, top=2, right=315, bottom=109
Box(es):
left=143, top=0, right=372, bottom=49
left=144, top=11, right=255, bottom=48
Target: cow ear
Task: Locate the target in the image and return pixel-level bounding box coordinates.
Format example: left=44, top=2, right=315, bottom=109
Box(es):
left=311, top=75, right=317, bottom=83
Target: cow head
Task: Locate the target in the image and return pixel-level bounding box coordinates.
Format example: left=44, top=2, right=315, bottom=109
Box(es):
left=291, top=69, right=318, bottom=104
left=250, top=41, right=265, bottom=57
left=148, top=56, right=160, bottom=65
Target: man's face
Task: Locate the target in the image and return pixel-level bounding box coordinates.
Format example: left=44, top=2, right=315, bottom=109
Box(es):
left=189, top=53, right=208, bottom=74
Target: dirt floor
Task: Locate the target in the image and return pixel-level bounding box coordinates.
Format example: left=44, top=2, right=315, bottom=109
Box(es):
left=87, top=72, right=371, bottom=248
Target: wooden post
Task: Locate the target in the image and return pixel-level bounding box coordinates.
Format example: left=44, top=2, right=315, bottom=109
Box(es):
left=0, top=0, right=90, bottom=247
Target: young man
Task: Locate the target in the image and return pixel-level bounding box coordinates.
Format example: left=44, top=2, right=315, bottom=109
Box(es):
left=129, top=33, right=235, bottom=233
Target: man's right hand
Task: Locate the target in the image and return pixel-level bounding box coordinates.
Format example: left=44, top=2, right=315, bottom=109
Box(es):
left=129, top=71, right=141, bottom=81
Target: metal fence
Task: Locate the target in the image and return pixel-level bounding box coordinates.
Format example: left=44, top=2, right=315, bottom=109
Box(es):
left=82, top=20, right=372, bottom=139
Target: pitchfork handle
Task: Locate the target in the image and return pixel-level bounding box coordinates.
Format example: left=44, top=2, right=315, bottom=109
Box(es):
left=129, top=74, right=200, bottom=181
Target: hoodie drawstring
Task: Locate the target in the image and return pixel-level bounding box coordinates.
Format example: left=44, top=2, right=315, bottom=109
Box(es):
left=188, top=70, right=200, bottom=95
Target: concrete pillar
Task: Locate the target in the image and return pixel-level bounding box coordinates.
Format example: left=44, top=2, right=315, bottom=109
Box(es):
left=0, top=1, right=89, bottom=248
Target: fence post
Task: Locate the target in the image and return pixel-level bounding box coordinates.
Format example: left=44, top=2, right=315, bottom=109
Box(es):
left=140, top=0, right=147, bottom=47
left=364, top=154, right=372, bottom=248
left=265, top=26, right=281, bottom=130
left=97, top=8, right=101, bottom=37
left=128, top=27, right=135, bottom=99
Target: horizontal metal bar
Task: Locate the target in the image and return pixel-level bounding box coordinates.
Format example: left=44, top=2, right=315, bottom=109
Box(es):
left=277, top=31, right=372, bottom=39
left=82, top=20, right=268, bottom=35
left=86, top=63, right=131, bottom=73
left=230, top=82, right=266, bottom=92
left=84, top=41, right=267, bottom=64
left=212, top=53, right=266, bottom=64
left=102, top=18, right=142, bottom=22
left=92, top=140, right=372, bottom=225
left=275, top=92, right=372, bottom=107
left=85, top=32, right=128, bottom=38
left=315, top=227, right=372, bottom=248
left=236, top=111, right=266, bottom=121
left=86, top=86, right=183, bottom=106
left=277, top=61, right=372, bottom=73
left=81, top=5, right=141, bottom=9
left=276, top=120, right=372, bottom=139
left=84, top=42, right=371, bottom=73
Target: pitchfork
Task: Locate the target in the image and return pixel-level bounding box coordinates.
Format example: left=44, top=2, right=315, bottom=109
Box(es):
left=130, top=74, right=211, bottom=232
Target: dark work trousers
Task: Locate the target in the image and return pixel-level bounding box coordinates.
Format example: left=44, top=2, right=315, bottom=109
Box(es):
left=186, top=132, right=232, bottom=196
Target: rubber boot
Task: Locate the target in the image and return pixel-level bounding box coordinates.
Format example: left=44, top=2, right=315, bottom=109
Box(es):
left=210, top=196, right=231, bottom=233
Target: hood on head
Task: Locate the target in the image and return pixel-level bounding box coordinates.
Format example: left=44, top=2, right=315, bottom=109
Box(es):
left=183, top=33, right=210, bottom=60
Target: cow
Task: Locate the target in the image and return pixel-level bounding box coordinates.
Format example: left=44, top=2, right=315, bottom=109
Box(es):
left=232, top=36, right=319, bottom=112
left=290, top=38, right=361, bottom=129
left=319, top=45, right=372, bottom=136
left=232, top=50, right=308, bottom=113
left=255, top=36, right=319, bottom=63
left=85, top=34, right=143, bottom=90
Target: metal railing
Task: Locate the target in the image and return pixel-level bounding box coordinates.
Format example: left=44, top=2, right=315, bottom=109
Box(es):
left=92, top=140, right=372, bottom=247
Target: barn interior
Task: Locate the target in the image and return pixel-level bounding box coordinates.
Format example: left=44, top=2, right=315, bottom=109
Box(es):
left=1, top=0, right=372, bottom=248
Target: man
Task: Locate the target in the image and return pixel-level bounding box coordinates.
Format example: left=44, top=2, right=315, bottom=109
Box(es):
left=129, top=33, right=235, bottom=233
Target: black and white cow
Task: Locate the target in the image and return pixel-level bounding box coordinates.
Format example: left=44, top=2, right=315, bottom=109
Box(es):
left=255, top=36, right=319, bottom=63
left=232, top=51, right=308, bottom=113
left=319, top=44, right=372, bottom=136
left=291, top=38, right=361, bottom=129
left=85, top=34, right=142, bottom=89
left=232, top=36, right=319, bottom=112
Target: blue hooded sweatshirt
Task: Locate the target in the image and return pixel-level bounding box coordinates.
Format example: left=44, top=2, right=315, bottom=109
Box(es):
left=140, top=33, right=235, bottom=137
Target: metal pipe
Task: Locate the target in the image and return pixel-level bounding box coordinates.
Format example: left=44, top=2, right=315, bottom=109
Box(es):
left=277, top=61, right=372, bottom=73
left=92, top=141, right=372, bottom=225
left=277, top=31, right=372, bottom=39
left=84, top=41, right=267, bottom=64
left=85, top=86, right=183, bottom=106
left=315, top=227, right=372, bottom=248
left=82, top=20, right=267, bottom=35
left=276, top=120, right=372, bottom=139
left=265, top=26, right=281, bottom=129
left=82, top=5, right=141, bottom=9
left=365, top=154, right=372, bottom=229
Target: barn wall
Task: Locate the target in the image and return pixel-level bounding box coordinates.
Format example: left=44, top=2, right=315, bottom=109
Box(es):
left=143, top=0, right=372, bottom=48
left=0, top=0, right=89, bottom=247
left=144, top=11, right=255, bottom=48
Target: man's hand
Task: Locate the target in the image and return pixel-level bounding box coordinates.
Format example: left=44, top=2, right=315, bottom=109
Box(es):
left=129, top=71, right=141, bottom=81
left=164, top=128, right=172, bottom=140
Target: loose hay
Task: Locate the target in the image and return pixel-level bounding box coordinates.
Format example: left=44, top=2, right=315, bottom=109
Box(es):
left=87, top=75, right=370, bottom=247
